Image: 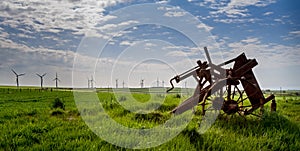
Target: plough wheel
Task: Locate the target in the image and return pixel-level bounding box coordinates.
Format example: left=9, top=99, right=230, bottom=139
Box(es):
left=200, top=78, right=254, bottom=116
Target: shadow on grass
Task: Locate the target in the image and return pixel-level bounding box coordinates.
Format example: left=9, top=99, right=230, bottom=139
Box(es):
left=216, top=112, right=300, bottom=136
left=182, top=112, right=300, bottom=150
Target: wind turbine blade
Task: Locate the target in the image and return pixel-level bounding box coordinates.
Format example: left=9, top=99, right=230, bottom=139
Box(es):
left=42, top=73, right=47, bottom=77
left=36, top=73, right=41, bottom=77
left=19, top=73, right=25, bottom=76
left=11, top=69, right=17, bottom=75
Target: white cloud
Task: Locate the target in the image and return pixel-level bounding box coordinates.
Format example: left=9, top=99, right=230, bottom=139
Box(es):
left=274, top=18, right=284, bottom=24
left=166, top=50, right=186, bottom=57
left=158, top=6, right=187, bottom=17
left=0, top=41, right=76, bottom=80
left=263, top=12, right=273, bottom=16
left=163, top=45, right=202, bottom=57
left=282, top=30, right=300, bottom=40
left=240, top=37, right=260, bottom=44
left=0, top=33, right=109, bottom=87
left=120, top=40, right=136, bottom=46
left=225, top=37, right=300, bottom=67
left=271, top=15, right=293, bottom=26
left=157, top=6, right=181, bottom=11
left=0, top=31, right=9, bottom=39
left=289, top=31, right=300, bottom=36
left=210, top=7, right=249, bottom=18
left=145, top=42, right=157, bottom=47
left=17, top=33, right=35, bottom=39
left=197, top=23, right=214, bottom=32
left=200, top=0, right=276, bottom=23
left=214, top=18, right=260, bottom=24
left=95, top=20, right=139, bottom=39
left=164, top=11, right=186, bottom=17
left=156, top=0, right=169, bottom=4
left=0, top=0, right=130, bottom=37
left=96, top=0, right=132, bottom=7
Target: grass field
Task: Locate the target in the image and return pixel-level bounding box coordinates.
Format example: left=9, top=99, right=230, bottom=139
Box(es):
left=0, top=87, right=299, bottom=150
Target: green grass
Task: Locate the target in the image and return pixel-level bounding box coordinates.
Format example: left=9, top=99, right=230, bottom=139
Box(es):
left=0, top=88, right=299, bottom=150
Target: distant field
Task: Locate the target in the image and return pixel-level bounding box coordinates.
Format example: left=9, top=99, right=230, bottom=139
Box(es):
left=0, top=87, right=299, bottom=150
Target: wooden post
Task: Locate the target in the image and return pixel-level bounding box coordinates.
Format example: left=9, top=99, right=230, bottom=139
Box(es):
left=271, top=99, right=276, bottom=112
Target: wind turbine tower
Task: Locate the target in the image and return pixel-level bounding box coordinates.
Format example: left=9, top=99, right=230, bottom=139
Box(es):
left=11, top=69, right=25, bottom=88
left=157, top=77, right=159, bottom=87
left=36, top=73, right=46, bottom=89
left=53, top=72, right=60, bottom=88
left=116, top=79, right=118, bottom=88
left=122, top=80, right=125, bottom=88
left=87, top=78, right=90, bottom=88
left=140, top=79, right=144, bottom=88
left=91, top=76, right=94, bottom=88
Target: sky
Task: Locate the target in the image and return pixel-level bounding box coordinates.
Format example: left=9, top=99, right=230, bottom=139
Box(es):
left=0, top=0, right=299, bottom=90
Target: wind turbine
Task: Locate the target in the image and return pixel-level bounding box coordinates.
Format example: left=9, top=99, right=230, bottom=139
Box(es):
left=11, top=69, right=25, bottom=88
left=87, top=77, right=90, bottom=88
left=91, top=76, right=94, bottom=88
left=140, top=79, right=144, bottom=88
left=116, top=79, right=118, bottom=88
left=53, top=72, right=60, bottom=88
left=87, top=76, right=94, bottom=88
left=36, top=73, right=46, bottom=89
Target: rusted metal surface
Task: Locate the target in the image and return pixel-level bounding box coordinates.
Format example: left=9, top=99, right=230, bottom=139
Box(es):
left=167, top=47, right=275, bottom=116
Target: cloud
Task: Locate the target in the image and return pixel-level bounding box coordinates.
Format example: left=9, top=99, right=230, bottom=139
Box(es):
left=274, top=18, right=284, bottom=24
left=282, top=30, right=300, bottom=40
left=145, top=42, right=157, bottom=47
left=0, top=0, right=131, bottom=37
left=240, top=37, right=260, bottom=44
left=99, top=20, right=139, bottom=33
left=96, top=0, right=132, bottom=7
left=197, top=23, right=214, bottom=32
left=0, top=0, right=142, bottom=71
left=200, top=0, right=276, bottom=23
left=0, top=33, right=100, bottom=71
left=225, top=37, right=300, bottom=68
left=0, top=33, right=108, bottom=87
left=263, top=11, right=273, bottom=16
left=166, top=50, right=187, bottom=57
left=289, top=31, right=300, bottom=36
left=164, top=45, right=202, bottom=57
left=158, top=6, right=187, bottom=17
left=0, top=0, right=139, bottom=63
left=164, top=11, right=187, bottom=17
left=120, top=40, right=136, bottom=46
left=213, top=18, right=259, bottom=24
left=156, top=0, right=169, bottom=4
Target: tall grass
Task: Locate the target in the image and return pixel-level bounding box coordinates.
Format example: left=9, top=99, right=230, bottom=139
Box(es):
left=0, top=88, right=299, bottom=150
